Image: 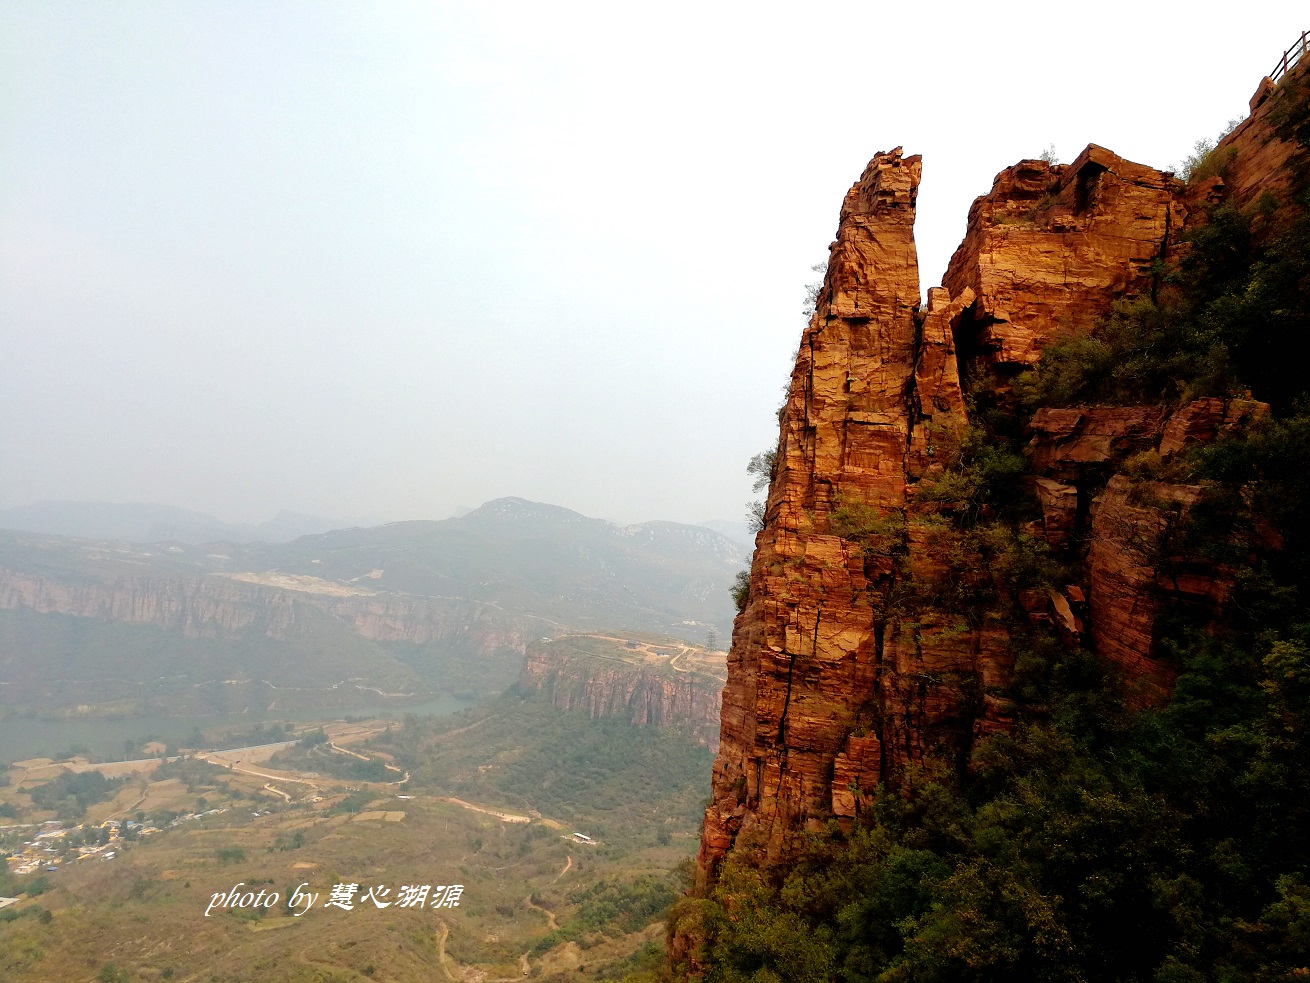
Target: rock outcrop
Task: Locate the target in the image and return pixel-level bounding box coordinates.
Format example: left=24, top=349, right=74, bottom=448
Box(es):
left=518, top=644, right=724, bottom=750
left=942, top=146, right=1185, bottom=377
left=700, top=149, right=997, bottom=874
left=1214, top=56, right=1309, bottom=208
left=695, top=63, right=1296, bottom=882
left=0, top=567, right=528, bottom=656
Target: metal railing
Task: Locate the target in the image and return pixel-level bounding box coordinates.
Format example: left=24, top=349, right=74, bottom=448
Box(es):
left=1271, top=30, right=1308, bottom=84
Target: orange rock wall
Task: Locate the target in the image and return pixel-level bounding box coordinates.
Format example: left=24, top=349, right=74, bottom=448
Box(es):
left=697, top=121, right=1284, bottom=883
left=1215, top=54, right=1309, bottom=208
left=943, top=146, right=1185, bottom=373
left=694, top=51, right=1307, bottom=884
left=700, top=149, right=1002, bottom=876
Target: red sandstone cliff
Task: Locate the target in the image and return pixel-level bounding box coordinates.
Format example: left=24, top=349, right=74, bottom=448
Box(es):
left=943, top=146, right=1185, bottom=375
left=698, top=149, right=1016, bottom=871
left=695, top=62, right=1298, bottom=884
left=1214, top=58, right=1309, bottom=208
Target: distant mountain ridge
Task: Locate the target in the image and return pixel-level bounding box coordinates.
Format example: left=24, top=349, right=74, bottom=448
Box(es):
left=0, top=500, right=376, bottom=544
left=0, top=497, right=747, bottom=721
left=0, top=498, right=755, bottom=551
left=228, top=497, right=748, bottom=631
left=694, top=519, right=756, bottom=548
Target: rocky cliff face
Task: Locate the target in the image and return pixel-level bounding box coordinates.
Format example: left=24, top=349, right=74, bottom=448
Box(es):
left=943, top=146, right=1186, bottom=376
left=1214, top=65, right=1308, bottom=208
left=702, top=149, right=932, bottom=869
left=696, top=73, right=1290, bottom=883
left=0, top=568, right=527, bottom=655
left=0, top=565, right=532, bottom=714
left=518, top=645, right=723, bottom=750
left=0, top=568, right=311, bottom=639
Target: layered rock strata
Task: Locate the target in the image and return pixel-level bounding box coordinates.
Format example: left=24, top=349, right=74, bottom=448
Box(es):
left=518, top=646, right=723, bottom=750
left=697, top=113, right=1284, bottom=881
left=1028, top=397, right=1264, bottom=703
left=1215, top=60, right=1309, bottom=207
left=701, top=149, right=988, bottom=873
left=942, top=145, right=1186, bottom=377
left=0, top=568, right=527, bottom=656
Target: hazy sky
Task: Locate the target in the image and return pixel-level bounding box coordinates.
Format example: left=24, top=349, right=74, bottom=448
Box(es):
left=3, top=2, right=1305, bottom=527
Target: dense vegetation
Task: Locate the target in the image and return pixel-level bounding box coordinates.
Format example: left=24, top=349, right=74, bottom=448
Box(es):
left=28, top=771, right=124, bottom=821
left=534, top=872, right=684, bottom=957
left=269, top=742, right=396, bottom=782
left=672, top=76, right=1310, bottom=982
left=374, top=689, right=713, bottom=845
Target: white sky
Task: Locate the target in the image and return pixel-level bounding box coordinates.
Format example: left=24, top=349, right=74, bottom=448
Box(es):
left=2, top=2, right=1305, bottom=527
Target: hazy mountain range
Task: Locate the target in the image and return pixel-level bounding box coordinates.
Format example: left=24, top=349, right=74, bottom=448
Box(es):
left=0, top=500, right=382, bottom=545
left=0, top=497, right=749, bottom=721
left=0, top=499, right=758, bottom=548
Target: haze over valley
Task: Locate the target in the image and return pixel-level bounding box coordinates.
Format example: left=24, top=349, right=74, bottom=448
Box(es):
left=0, top=497, right=737, bottom=980
left=0, top=496, right=743, bottom=757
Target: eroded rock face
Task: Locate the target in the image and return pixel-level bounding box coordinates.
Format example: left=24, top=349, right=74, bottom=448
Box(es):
left=0, top=569, right=306, bottom=639
left=1214, top=57, right=1310, bottom=208
left=695, top=141, right=1276, bottom=893
left=1159, top=398, right=1267, bottom=457
left=1021, top=398, right=1267, bottom=704
left=0, top=568, right=527, bottom=656
left=908, top=286, right=973, bottom=478
left=0, top=569, right=438, bottom=710
left=1087, top=476, right=1210, bottom=702
left=700, top=149, right=920, bottom=875
left=1026, top=406, right=1165, bottom=479
left=699, top=149, right=1002, bottom=878
left=943, top=146, right=1187, bottom=375
left=517, top=647, right=723, bottom=749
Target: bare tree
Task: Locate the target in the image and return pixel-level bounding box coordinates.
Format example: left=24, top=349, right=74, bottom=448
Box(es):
left=801, top=261, right=827, bottom=320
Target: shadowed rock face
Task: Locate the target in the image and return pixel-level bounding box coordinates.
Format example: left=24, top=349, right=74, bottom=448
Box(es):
left=695, top=95, right=1288, bottom=884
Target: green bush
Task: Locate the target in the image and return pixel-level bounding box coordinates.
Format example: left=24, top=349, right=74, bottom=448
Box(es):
left=730, top=569, right=750, bottom=614
left=829, top=500, right=906, bottom=556
left=325, top=790, right=373, bottom=817
left=215, top=846, right=246, bottom=865
left=28, top=770, right=123, bottom=820
left=912, top=425, right=1033, bottom=527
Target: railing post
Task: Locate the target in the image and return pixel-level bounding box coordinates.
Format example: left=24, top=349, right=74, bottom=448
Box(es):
left=1269, top=31, right=1307, bottom=85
